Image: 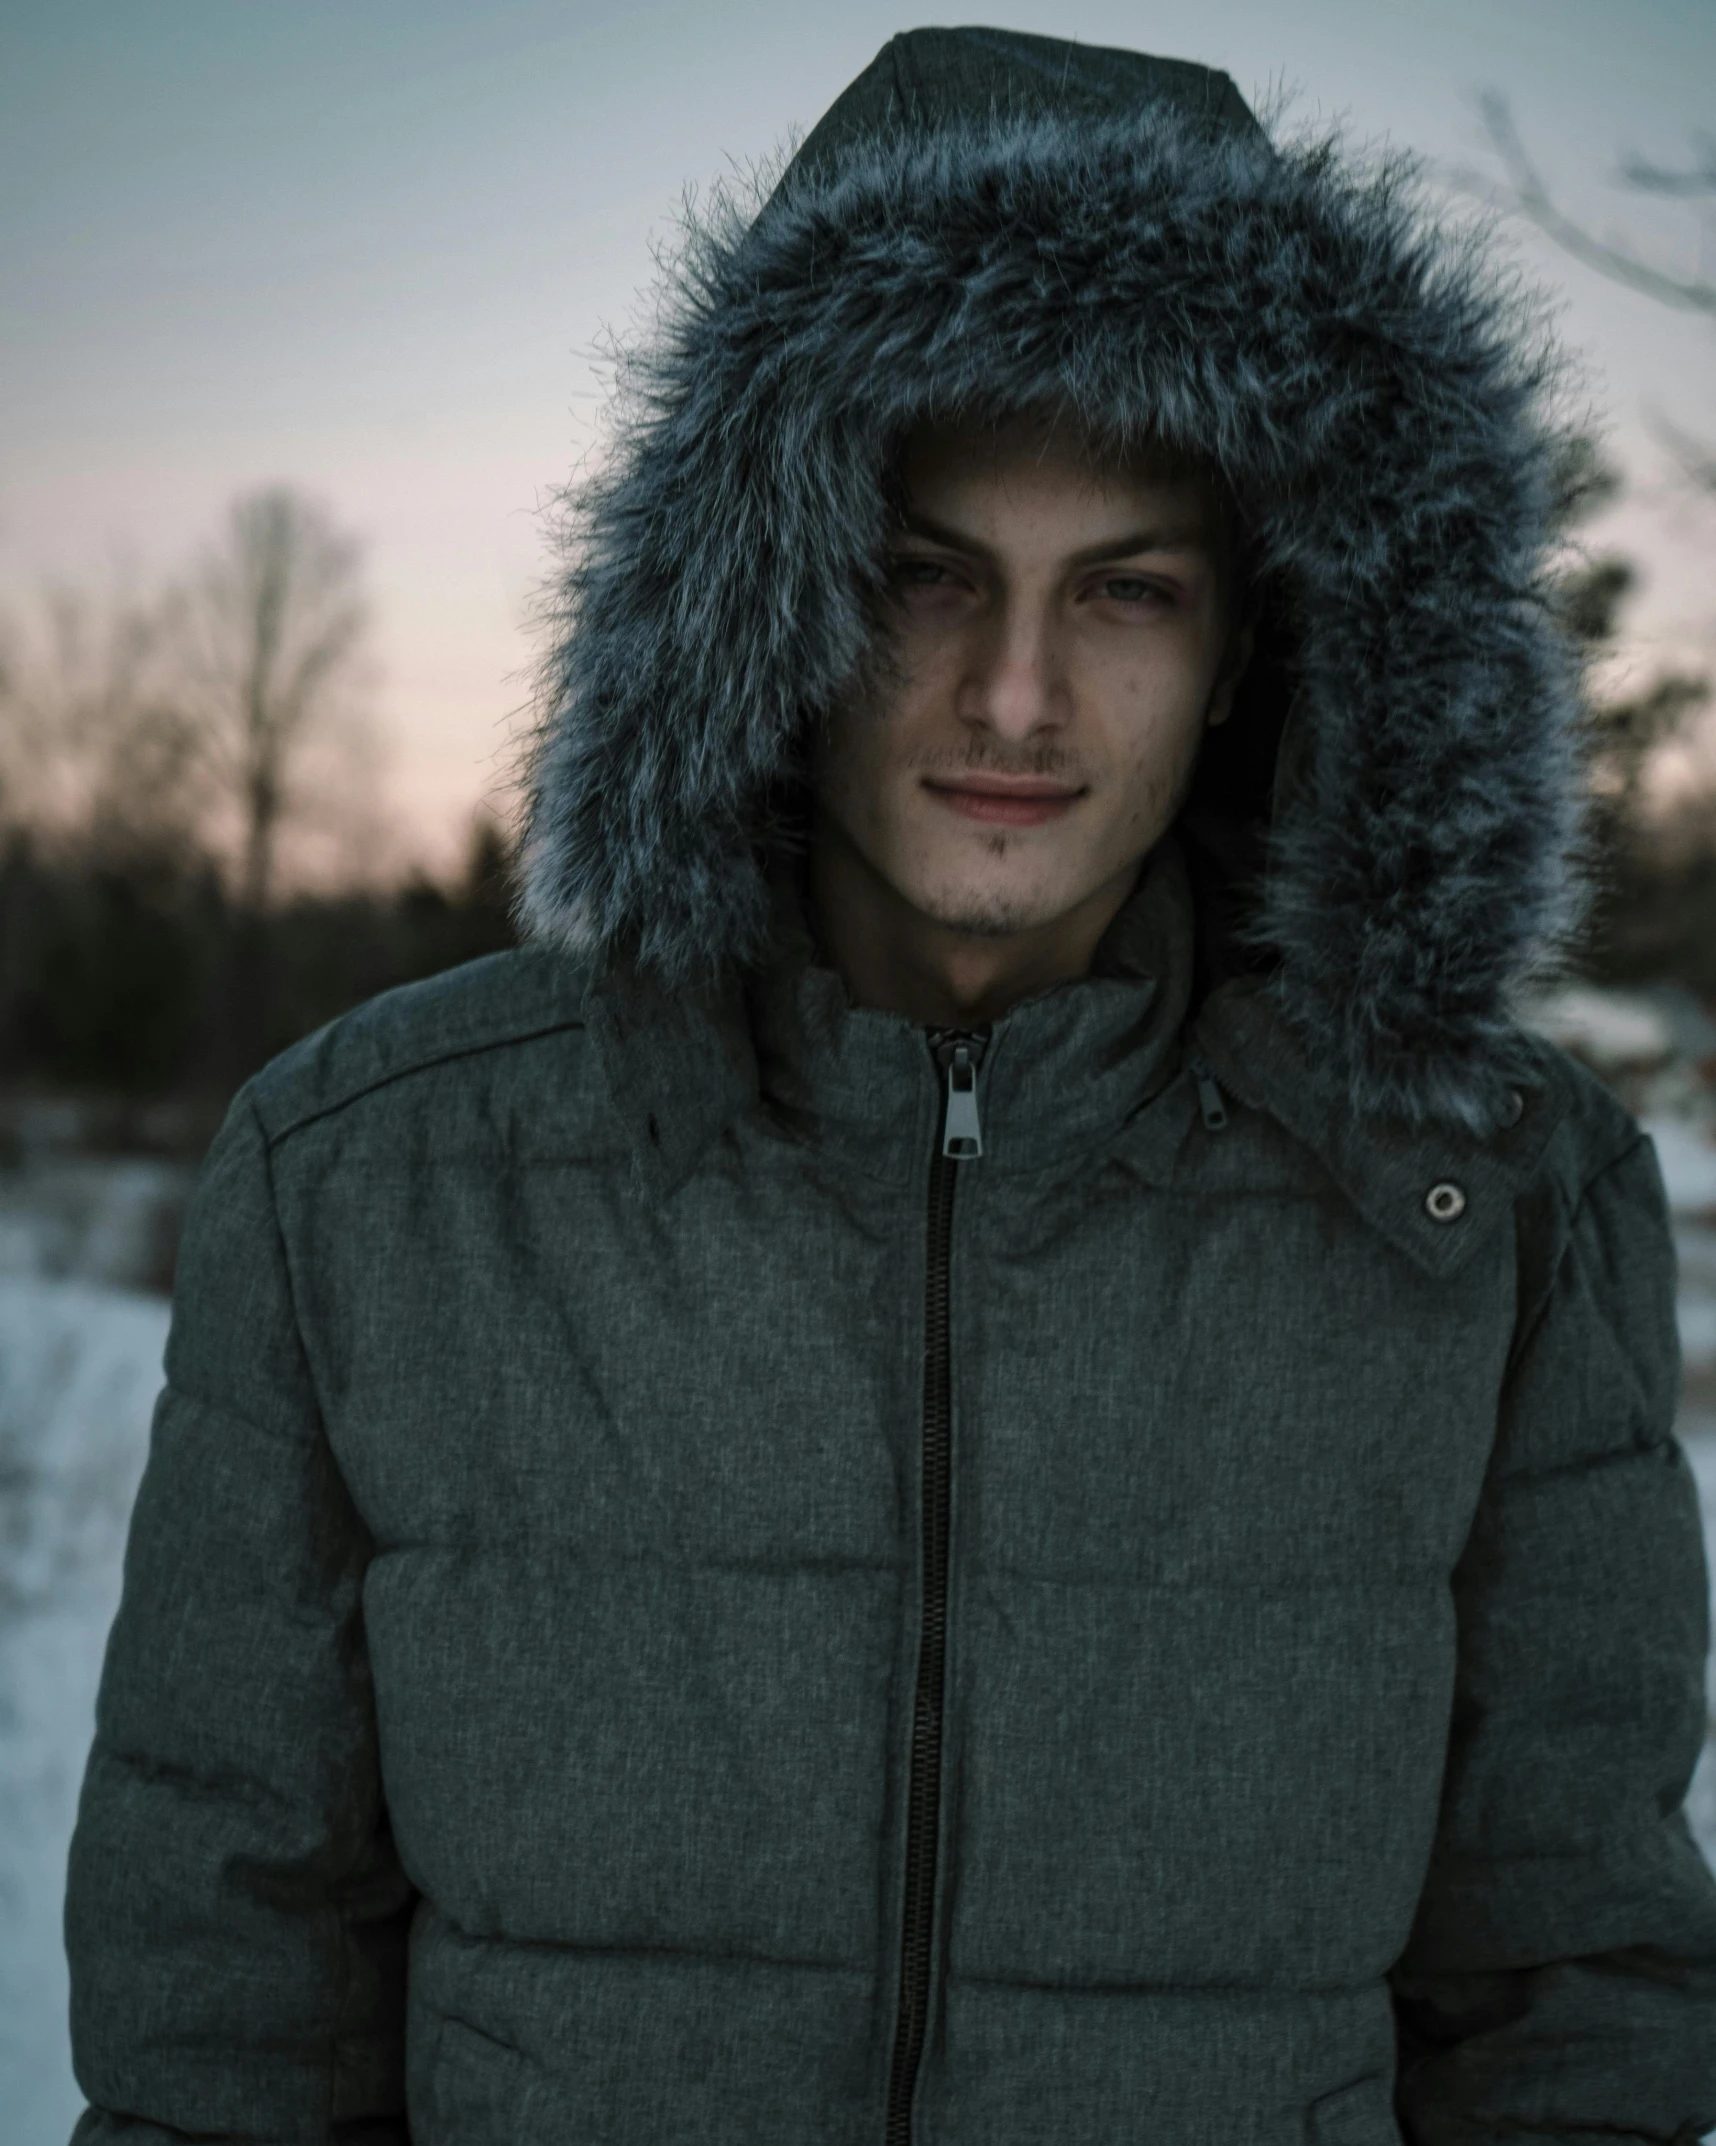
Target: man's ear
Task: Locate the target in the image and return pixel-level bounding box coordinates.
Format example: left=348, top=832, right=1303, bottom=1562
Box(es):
left=1205, top=622, right=1255, bottom=730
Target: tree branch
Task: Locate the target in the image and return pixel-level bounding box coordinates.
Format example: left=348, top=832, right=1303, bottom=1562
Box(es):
left=1476, top=92, right=1716, bottom=319
left=1616, top=137, right=1716, bottom=199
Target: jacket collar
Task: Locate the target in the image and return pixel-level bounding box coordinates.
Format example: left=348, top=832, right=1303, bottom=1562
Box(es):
left=750, top=836, right=1195, bottom=1186
left=584, top=832, right=1568, bottom=1265
left=1193, top=979, right=1569, bottom=1279
left=587, top=835, right=1198, bottom=1195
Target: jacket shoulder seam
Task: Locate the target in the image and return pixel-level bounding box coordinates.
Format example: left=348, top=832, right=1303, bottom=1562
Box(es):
left=259, top=1012, right=587, bottom=1150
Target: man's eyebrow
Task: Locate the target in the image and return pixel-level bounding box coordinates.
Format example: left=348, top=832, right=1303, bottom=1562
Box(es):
left=894, top=508, right=1212, bottom=566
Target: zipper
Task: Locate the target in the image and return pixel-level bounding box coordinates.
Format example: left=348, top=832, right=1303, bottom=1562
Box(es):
left=883, top=1024, right=988, bottom=2145
left=936, top=1032, right=984, bottom=1159
left=1186, top=1048, right=1228, bottom=1132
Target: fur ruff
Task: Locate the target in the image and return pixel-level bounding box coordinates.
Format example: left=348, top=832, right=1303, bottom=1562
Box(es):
left=518, top=104, right=1582, bottom=1134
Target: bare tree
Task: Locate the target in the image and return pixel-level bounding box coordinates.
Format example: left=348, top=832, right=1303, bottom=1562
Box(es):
left=1475, top=97, right=1715, bottom=318
left=0, top=487, right=379, bottom=904
left=1466, top=97, right=1716, bottom=490
left=0, top=578, right=208, bottom=862
left=169, top=487, right=372, bottom=911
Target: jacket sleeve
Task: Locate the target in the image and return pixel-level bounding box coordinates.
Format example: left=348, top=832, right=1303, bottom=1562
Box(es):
left=64, top=1090, right=416, bottom=2145
left=1389, top=1131, right=1716, bottom=2145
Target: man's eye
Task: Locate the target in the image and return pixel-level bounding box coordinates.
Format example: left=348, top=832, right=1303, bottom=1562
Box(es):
left=891, top=557, right=956, bottom=588
left=1097, top=576, right=1168, bottom=606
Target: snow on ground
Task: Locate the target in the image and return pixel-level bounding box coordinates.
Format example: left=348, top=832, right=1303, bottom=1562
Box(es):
left=1679, top=1224, right=1716, bottom=1379
left=0, top=1277, right=166, bottom=2146
left=1648, top=1118, right=1716, bottom=1224
left=0, top=1156, right=190, bottom=1297
left=1, top=1122, right=1715, bottom=2142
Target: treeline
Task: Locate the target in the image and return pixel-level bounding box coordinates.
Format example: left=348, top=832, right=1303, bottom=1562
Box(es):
left=1586, top=840, right=1716, bottom=1001
left=1552, top=443, right=1716, bottom=998
left=0, top=484, right=520, bottom=1147
left=0, top=819, right=516, bottom=1135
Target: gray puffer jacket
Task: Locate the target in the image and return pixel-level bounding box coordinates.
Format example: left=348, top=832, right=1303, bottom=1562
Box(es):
left=65, top=28, right=1716, bottom=2146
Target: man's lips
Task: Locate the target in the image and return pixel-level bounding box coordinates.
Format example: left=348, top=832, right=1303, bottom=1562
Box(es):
left=921, top=776, right=1085, bottom=827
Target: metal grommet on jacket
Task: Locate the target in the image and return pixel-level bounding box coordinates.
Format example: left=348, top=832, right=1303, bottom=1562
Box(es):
left=1425, top=1180, right=1468, bottom=1223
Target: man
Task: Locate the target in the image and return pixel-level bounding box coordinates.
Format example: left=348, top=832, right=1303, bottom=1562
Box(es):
left=65, top=28, right=1716, bottom=2145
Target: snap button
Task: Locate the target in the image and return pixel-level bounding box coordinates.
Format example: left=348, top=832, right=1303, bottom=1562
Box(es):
left=1425, top=1181, right=1467, bottom=1223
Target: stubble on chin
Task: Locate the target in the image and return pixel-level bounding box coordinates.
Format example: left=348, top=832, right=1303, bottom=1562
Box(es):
left=904, top=834, right=1064, bottom=940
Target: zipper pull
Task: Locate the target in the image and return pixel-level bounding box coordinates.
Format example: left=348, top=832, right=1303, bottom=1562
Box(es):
left=928, top=1028, right=988, bottom=1160
left=1186, top=1049, right=1228, bottom=1132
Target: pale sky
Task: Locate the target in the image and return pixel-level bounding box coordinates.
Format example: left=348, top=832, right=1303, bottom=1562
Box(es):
left=3, top=0, right=1712, bottom=877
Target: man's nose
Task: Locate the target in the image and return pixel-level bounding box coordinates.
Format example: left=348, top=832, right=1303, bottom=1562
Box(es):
left=961, top=603, right=1068, bottom=740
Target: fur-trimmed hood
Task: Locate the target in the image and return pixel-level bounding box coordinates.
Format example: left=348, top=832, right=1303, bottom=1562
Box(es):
left=519, top=26, right=1582, bottom=1134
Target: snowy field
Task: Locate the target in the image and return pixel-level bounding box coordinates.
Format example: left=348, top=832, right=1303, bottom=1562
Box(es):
left=0, top=1278, right=168, bottom=2146
left=1, top=1150, right=1714, bottom=2140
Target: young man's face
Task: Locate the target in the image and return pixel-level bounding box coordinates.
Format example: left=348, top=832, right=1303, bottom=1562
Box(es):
left=811, top=416, right=1245, bottom=948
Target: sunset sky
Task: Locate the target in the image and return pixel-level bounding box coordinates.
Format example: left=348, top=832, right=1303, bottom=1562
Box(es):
left=4, top=0, right=1712, bottom=877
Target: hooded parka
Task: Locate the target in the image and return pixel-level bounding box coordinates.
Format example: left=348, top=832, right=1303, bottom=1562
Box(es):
left=65, top=29, right=1716, bottom=2146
